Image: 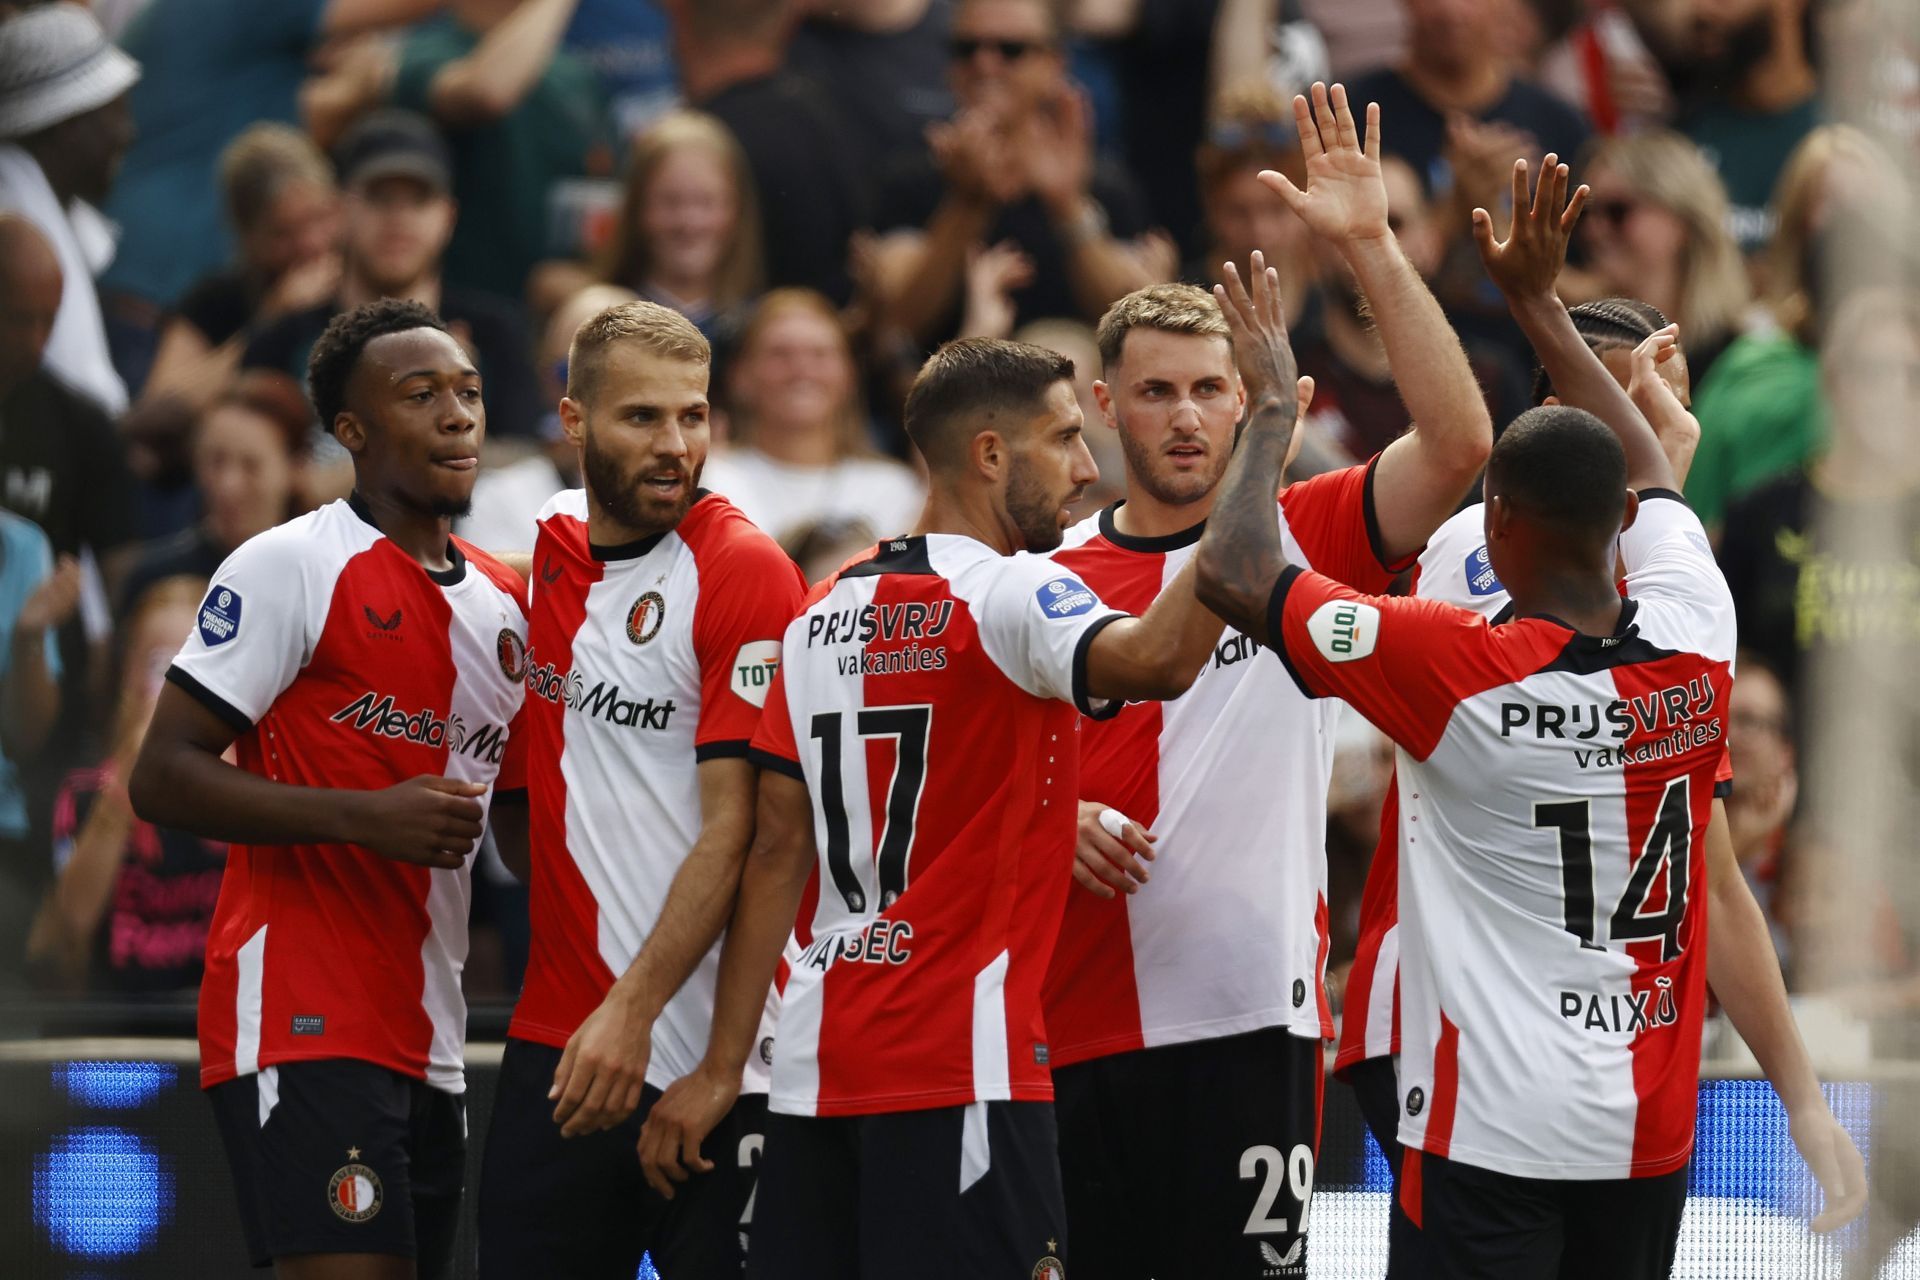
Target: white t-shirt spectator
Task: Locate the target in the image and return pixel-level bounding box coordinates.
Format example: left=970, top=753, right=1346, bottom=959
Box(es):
left=701, top=448, right=924, bottom=549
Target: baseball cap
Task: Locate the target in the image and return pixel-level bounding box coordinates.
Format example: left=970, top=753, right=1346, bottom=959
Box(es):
left=0, top=4, right=141, bottom=141
left=333, top=109, right=452, bottom=194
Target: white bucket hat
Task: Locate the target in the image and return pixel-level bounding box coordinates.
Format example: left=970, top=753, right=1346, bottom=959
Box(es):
left=0, top=4, right=141, bottom=141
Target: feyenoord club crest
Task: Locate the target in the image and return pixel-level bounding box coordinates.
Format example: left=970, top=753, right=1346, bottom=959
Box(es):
left=1032, top=1253, right=1065, bottom=1280
left=497, top=627, right=528, bottom=681
left=328, top=1151, right=383, bottom=1223
left=627, top=591, right=666, bottom=645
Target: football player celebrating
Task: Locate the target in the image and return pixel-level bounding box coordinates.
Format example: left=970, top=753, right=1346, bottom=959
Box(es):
left=131, top=300, right=529, bottom=1280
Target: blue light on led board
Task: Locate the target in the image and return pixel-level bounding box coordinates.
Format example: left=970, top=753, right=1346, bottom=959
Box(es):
left=54, top=1060, right=175, bottom=1109
left=32, top=1126, right=174, bottom=1258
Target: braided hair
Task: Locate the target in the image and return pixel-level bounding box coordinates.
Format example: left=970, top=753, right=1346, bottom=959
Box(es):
left=1530, top=299, right=1671, bottom=405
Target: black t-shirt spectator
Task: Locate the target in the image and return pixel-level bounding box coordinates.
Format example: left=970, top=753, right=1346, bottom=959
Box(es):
left=788, top=2, right=955, bottom=179
left=1348, top=67, right=1593, bottom=197
left=119, top=525, right=226, bottom=616
left=171, top=268, right=256, bottom=349
left=874, top=154, right=1150, bottom=340
left=696, top=70, right=869, bottom=307
left=0, top=371, right=136, bottom=559
left=242, top=291, right=543, bottom=438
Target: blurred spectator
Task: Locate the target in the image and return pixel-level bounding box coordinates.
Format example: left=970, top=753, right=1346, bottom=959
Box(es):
left=1687, top=125, right=1905, bottom=527
left=1655, top=0, right=1818, bottom=253
left=1349, top=0, right=1590, bottom=214
left=704, top=289, right=924, bottom=549
left=1570, top=130, right=1750, bottom=382
left=141, top=125, right=342, bottom=411
left=562, top=0, right=676, bottom=137
left=789, top=0, right=956, bottom=178
left=384, top=0, right=614, bottom=307
left=668, top=0, right=867, bottom=305
left=532, top=110, right=764, bottom=340
left=1536, top=4, right=1675, bottom=136
left=868, top=0, right=1165, bottom=343
left=1300, top=0, right=1405, bottom=79
left=0, top=512, right=70, bottom=984
left=1724, top=652, right=1797, bottom=959
left=26, top=576, right=223, bottom=994
left=0, top=3, right=139, bottom=413
left=101, top=0, right=439, bottom=365
left=455, top=283, right=622, bottom=551
left=1187, top=81, right=1314, bottom=318
left=1718, top=288, right=1920, bottom=716
left=117, top=372, right=311, bottom=614
left=242, top=110, right=543, bottom=439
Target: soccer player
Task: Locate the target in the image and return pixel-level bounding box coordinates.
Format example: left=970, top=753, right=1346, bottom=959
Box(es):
left=477, top=301, right=804, bottom=1277
left=1193, top=152, right=1864, bottom=1278
left=640, top=337, right=1227, bottom=1278
left=129, top=299, right=530, bottom=1280
left=1042, top=82, right=1494, bottom=1279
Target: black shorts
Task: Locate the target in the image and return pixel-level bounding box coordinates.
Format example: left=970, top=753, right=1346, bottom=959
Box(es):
left=1404, top=1149, right=1687, bottom=1280
left=478, top=1036, right=767, bottom=1279
left=747, top=1101, right=1067, bottom=1280
left=1052, top=1025, right=1323, bottom=1280
left=1346, top=1053, right=1424, bottom=1278
left=206, top=1058, right=465, bottom=1275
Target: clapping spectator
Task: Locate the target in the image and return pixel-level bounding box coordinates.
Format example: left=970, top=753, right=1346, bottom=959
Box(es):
left=704, top=289, right=924, bottom=549
left=242, top=110, right=543, bottom=438
left=26, top=576, right=223, bottom=994
left=0, top=4, right=139, bottom=413
left=533, top=110, right=763, bottom=340
left=142, top=125, right=341, bottom=410
left=868, top=0, right=1164, bottom=343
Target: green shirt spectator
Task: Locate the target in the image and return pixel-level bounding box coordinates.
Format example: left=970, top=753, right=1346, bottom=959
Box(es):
left=1682, top=98, right=1818, bottom=254
left=1684, top=329, right=1825, bottom=529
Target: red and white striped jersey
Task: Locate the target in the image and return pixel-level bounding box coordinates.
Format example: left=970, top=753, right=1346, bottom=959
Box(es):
left=169, top=496, right=529, bottom=1093
left=749, top=535, right=1126, bottom=1117
left=1044, top=461, right=1406, bottom=1063
left=1271, top=494, right=1735, bottom=1179
left=509, top=490, right=804, bottom=1091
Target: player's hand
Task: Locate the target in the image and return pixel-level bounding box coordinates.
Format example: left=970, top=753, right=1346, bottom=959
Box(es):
left=549, top=986, right=652, bottom=1137
left=348, top=775, right=487, bottom=869
left=1471, top=154, right=1588, bottom=303
left=1790, top=1107, right=1867, bottom=1231
left=1256, top=82, right=1389, bottom=248
left=1073, top=800, right=1156, bottom=899
left=638, top=1061, right=739, bottom=1199
left=1626, top=325, right=1702, bottom=483
left=1213, top=251, right=1300, bottom=405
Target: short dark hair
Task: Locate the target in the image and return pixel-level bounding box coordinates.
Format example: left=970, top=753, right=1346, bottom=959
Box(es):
left=1485, top=405, right=1628, bottom=539
left=1531, top=298, right=1671, bottom=405
left=307, top=299, right=449, bottom=433
left=903, top=337, right=1075, bottom=467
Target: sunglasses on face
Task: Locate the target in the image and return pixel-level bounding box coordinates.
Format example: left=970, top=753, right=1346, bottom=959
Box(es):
left=1587, top=198, right=1641, bottom=229
left=949, top=37, right=1044, bottom=61
left=1206, top=120, right=1296, bottom=150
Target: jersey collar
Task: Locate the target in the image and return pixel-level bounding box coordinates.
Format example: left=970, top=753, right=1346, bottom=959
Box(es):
left=1097, top=501, right=1205, bottom=553
left=347, top=490, right=468, bottom=586
left=588, top=489, right=711, bottom=562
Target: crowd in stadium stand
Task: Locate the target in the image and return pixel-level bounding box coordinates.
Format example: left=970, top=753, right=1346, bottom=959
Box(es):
left=0, top=0, right=1913, bottom=1033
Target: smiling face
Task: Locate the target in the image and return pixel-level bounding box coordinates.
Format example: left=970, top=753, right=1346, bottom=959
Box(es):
left=1001, top=378, right=1099, bottom=551
left=564, top=343, right=711, bottom=540
left=1096, top=327, right=1244, bottom=510
left=730, top=305, right=853, bottom=439
left=196, top=403, right=295, bottom=551
left=639, top=146, right=736, bottom=291
left=339, top=327, right=484, bottom=518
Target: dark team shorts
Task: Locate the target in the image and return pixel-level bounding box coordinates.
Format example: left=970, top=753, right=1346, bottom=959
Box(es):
left=1052, top=1025, right=1324, bottom=1279
left=206, top=1057, right=465, bottom=1276
left=747, top=1100, right=1067, bottom=1280
left=478, top=1036, right=767, bottom=1279
left=1404, top=1148, right=1687, bottom=1280
left=1345, top=1053, right=1424, bottom=1277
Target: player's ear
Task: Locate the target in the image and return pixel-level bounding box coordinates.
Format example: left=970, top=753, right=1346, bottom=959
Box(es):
left=1619, top=489, right=1640, bottom=534
left=1485, top=493, right=1512, bottom=541
left=1091, top=379, right=1118, bottom=428
left=558, top=396, right=588, bottom=448
left=332, top=412, right=367, bottom=456
left=1541, top=395, right=1561, bottom=407
left=970, top=428, right=1005, bottom=482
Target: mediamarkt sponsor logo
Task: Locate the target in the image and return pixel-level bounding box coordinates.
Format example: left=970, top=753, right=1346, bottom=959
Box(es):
left=525, top=655, right=676, bottom=730
left=330, top=692, right=508, bottom=762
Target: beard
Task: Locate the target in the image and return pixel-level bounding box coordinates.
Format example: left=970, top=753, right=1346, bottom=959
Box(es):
left=1115, top=412, right=1229, bottom=509
left=1695, top=11, right=1776, bottom=84
left=1006, top=453, right=1072, bottom=553
left=583, top=429, right=699, bottom=536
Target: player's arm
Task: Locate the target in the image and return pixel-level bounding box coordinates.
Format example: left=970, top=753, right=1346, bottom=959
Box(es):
left=549, top=757, right=756, bottom=1137
left=639, top=767, right=814, bottom=1197
left=1703, top=798, right=1867, bottom=1231
left=1474, top=156, right=1676, bottom=496
left=1079, top=556, right=1228, bottom=704
left=1258, top=83, right=1492, bottom=560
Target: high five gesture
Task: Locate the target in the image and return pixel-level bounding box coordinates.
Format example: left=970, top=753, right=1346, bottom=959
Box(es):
left=1258, top=82, right=1390, bottom=247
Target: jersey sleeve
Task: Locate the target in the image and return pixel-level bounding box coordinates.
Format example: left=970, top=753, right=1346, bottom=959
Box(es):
left=1619, top=491, right=1738, bottom=663
left=747, top=662, right=803, bottom=780
left=692, top=533, right=807, bottom=761
left=974, top=554, right=1128, bottom=718
left=165, top=529, right=325, bottom=733
left=1279, top=456, right=1412, bottom=594
left=1266, top=566, right=1504, bottom=760
left=496, top=703, right=530, bottom=794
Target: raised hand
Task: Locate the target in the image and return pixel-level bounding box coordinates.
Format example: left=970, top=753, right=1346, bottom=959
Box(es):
left=1471, top=154, right=1589, bottom=302
left=1626, top=325, right=1702, bottom=484
left=1212, top=250, right=1301, bottom=406
left=1257, top=82, right=1389, bottom=248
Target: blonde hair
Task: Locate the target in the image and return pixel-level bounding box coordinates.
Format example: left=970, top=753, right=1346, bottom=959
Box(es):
left=1766, top=125, right=1904, bottom=347
left=567, top=300, right=710, bottom=404
left=218, top=123, right=334, bottom=236
left=1095, top=283, right=1230, bottom=371
left=1583, top=130, right=1749, bottom=352
left=728, top=289, right=871, bottom=460
left=599, top=111, right=764, bottom=310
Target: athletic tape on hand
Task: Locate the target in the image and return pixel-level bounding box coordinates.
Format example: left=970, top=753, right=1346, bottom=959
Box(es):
left=1098, top=808, right=1133, bottom=840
